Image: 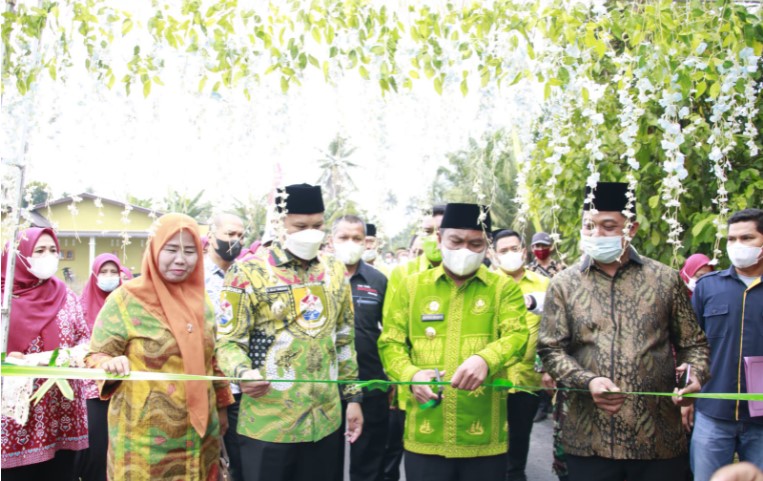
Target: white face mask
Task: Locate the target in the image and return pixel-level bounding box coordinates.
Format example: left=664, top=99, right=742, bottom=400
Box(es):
left=441, top=247, right=486, bottom=277
left=580, top=234, right=624, bottom=264
left=26, top=254, right=59, bottom=280
left=333, top=240, right=364, bottom=266
left=686, top=277, right=697, bottom=292
left=361, top=249, right=377, bottom=262
left=284, top=229, right=325, bottom=261
left=499, top=251, right=525, bottom=273
left=727, top=242, right=763, bottom=269
left=97, top=275, right=120, bottom=292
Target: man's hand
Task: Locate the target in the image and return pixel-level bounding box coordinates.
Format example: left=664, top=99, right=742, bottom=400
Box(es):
left=101, top=355, right=130, bottom=376
left=218, top=407, right=229, bottom=436
left=541, top=372, right=556, bottom=396
left=411, top=369, right=445, bottom=404
left=345, top=402, right=363, bottom=443
left=681, top=404, right=694, bottom=433
left=673, top=363, right=701, bottom=407
left=451, top=355, right=488, bottom=391
left=240, top=369, right=271, bottom=399
left=588, top=377, right=626, bottom=415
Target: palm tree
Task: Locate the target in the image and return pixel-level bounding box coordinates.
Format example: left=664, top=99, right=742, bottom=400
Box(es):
left=162, top=190, right=213, bottom=222
left=317, top=134, right=358, bottom=203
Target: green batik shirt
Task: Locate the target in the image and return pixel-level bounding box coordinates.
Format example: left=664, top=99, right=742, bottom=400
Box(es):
left=215, top=244, right=360, bottom=443
left=384, top=255, right=438, bottom=410
left=378, top=265, right=529, bottom=458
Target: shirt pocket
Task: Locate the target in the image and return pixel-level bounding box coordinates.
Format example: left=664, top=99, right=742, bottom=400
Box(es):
left=703, top=303, right=729, bottom=339
left=355, top=297, right=383, bottom=330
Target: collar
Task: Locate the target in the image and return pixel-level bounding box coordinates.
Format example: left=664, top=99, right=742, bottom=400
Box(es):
left=433, top=264, right=490, bottom=286
left=351, top=261, right=370, bottom=282
left=268, top=243, right=321, bottom=268
left=579, top=245, right=643, bottom=272
left=204, top=255, right=226, bottom=276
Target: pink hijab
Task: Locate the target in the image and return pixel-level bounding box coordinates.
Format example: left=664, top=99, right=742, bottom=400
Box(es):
left=1, top=227, right=68, bottom=353
left=80, top=253, right=123, bottom=330
left=680, top=253, right=713, bottom=284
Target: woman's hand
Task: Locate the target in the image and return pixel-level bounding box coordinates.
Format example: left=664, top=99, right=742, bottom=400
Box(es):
left=101, top=356, right=130, bottom=376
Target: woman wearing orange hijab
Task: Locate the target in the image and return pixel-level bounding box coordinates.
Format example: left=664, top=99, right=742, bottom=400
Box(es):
left=86, top=213, right=234, bottom=481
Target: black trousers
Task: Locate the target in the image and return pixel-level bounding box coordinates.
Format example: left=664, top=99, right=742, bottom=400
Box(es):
left=239, top=428, right=343, bottom=481
left=2, top=449, right=77, bottom=481
left=566, top=454, right=690, bottom=481
left=382, top=408, right=406, bottom=481
left=507, top=391, right=541, bottom=481
left=335, top=395, right=390, bottom=481
left=74, top=398, right=109, bottom=481
left=224, top=393, right=244, bottom=481
left=405, top=450, right=508, bottom=481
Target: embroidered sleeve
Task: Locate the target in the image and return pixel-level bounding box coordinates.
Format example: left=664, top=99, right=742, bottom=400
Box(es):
left=336, top=272, right=361, bottom=401
left=476, top=277, right=529, bottom=375
left=85, top=291, right=129, bottom=399
left=537, top=279, right=599, bottom=389
left=215, top=263, right=256, bottom=379
left=378, top=276, right=421, bottom=384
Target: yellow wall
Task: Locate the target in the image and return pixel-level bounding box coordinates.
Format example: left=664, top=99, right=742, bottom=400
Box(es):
left=41, top=199, right=155, bottom=232
left=33, top=197, right=156, bottom=294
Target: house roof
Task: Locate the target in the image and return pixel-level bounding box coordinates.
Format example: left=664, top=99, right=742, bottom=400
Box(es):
left=31, top=192, right=159, bottom=216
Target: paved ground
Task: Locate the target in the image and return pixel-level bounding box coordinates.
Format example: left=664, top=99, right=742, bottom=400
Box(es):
left=344, top=415, right=558, bottom=481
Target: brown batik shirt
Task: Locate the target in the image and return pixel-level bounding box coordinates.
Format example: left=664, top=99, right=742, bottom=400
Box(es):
left=538, top=247, right=709, bottom=460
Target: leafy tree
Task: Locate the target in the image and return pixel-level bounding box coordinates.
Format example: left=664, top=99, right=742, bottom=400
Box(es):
left=434, top=131, right=519, bottom=233
left=21, top=180, right=50, bottom=208
left=161, top=190, right=213, bottom=222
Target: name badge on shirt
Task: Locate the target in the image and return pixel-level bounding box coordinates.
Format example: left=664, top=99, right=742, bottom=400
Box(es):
left=266, top=285, right=290, bottom=294
left=421, top=314, right=444, bottom=322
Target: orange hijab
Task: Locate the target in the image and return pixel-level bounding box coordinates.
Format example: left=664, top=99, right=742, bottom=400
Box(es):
left=122, top=213, right=209, bottom=437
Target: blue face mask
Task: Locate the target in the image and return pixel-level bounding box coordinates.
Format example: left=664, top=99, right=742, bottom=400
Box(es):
left=580, top=235, right=623, bottom=264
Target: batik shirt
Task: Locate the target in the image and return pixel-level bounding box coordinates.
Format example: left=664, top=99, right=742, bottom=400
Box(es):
left=378, top=265, right=528, bottom=458
left=538, top=248, right=710, bottom=460
left=215, top=244, right=360, bottom=443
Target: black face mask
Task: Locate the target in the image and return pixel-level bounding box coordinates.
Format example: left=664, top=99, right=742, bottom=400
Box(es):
left=214, top=238, right=242, bottom=262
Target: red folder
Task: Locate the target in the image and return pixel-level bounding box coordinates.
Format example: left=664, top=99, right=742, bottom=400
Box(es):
left=744, top=356, right=763, bottom=417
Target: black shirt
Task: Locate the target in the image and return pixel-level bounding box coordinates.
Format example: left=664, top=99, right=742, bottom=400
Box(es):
left=350, top=261, right=388, bottom=396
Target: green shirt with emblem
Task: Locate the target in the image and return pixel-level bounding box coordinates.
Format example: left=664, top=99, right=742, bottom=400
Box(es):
left=378, top=264, right=529, bottom=458
left=215, top=244, right=360, bottom=443
left=495, top=268, right=550, bottom=391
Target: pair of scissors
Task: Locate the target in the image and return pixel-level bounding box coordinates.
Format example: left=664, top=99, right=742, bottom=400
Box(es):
left=432, top=368, right=444, bottom=407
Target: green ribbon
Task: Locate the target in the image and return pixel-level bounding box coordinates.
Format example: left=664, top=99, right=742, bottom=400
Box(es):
left=2, top=364, right=762, bottom=405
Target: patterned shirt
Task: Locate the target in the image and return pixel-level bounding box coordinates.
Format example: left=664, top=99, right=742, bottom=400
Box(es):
left=528, top=258, right=567, bottom=278
left=2, top=289, right=90, bottom=469
left=215, top=244, right=360, bottom=443
left=538, top=248, right=710, bottom=460
left=378, top=265, right=528, bottom=458
left=204, top=255, right=226, bottom=316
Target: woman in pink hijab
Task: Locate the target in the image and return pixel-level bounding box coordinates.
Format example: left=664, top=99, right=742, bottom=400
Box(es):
left=76, top=253, right=124, bottom=481
left=680, top=253, right=715, bottom=297
left=1, top=227, right=91, bottom=480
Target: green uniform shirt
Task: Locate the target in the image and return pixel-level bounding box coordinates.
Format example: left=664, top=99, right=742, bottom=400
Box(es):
left=384, top=255, right=438, bottom=410
left=378, top=265, right=529, bottom=458
left=495, top=268, right=550, bottom=391
left=215, top=244, right=360, bottom=443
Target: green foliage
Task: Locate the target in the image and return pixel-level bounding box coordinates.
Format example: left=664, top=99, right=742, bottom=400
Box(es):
left=232, top=194, right=270, bottom=246
left=3, top=0, right=761, bottom=267
left=21, top=180, right=50, bottom=208
left=433, top=131, right=519, bottom=232
left=161, top=189, right=213, bottom=222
